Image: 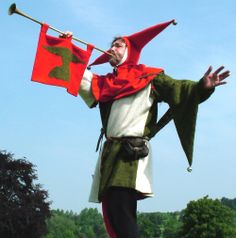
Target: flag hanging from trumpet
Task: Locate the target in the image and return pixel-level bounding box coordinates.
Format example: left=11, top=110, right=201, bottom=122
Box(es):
left=31, top=24, right=94, bottom=96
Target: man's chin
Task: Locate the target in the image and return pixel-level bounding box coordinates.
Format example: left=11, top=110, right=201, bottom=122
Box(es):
left=109, top=58, right=119, bottom=67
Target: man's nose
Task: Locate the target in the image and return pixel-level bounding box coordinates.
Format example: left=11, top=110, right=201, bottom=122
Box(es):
left=109, top=48, right=115, bottom=55
left=110, top=45, right=117, bottom=51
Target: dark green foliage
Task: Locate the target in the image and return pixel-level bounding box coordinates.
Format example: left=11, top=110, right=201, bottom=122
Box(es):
left=221, top=197, right=236, bottom=211
left=138, top=211, right=181, bottom=238
left=138, top=212, right=164, bottom=237
left=162, top=212, right=182, bottom=238
left=43, top=208, right=108, bottom=238
left=44, top=210, right=79, bottom=238
left=0, top=151, right=51, bottom=238
left=77, top=208, right=108, bottom=238
left=180, top=196, right=236, bottom=238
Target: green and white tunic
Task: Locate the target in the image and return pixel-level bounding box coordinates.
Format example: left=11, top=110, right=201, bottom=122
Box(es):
left=79, top=70, right=213, bottom=203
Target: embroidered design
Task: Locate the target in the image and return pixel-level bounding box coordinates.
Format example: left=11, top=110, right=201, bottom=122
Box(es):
left=43, top=46, right=85, bottom=81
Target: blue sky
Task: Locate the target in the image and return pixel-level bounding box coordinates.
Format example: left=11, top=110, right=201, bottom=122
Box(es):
left=1, top=0, right=235, bottom=213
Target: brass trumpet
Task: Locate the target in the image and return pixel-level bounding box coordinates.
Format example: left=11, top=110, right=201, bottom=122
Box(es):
left=8, top=3, right=111, bottom=55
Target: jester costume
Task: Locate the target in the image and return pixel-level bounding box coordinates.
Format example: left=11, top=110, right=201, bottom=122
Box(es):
left=78, top=20, right=214, bottom=238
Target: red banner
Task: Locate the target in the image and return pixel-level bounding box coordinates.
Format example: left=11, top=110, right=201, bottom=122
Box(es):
left=31, top=24, right=94, bottom=96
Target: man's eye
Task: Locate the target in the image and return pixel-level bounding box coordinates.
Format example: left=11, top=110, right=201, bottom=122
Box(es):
left=112, top=43, right=122, bottom=48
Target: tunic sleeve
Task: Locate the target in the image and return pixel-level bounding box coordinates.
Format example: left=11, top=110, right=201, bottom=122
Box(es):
left=153, top=72, right=214, bottom=169
left=78, top=69, right=97, bottom=108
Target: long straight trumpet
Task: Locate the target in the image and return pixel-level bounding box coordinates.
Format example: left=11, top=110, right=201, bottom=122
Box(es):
left=8, top=3, right=112, bottom=56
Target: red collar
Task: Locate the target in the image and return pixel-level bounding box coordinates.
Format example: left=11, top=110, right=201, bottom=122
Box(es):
left=92, top=64, right=163, bottom=102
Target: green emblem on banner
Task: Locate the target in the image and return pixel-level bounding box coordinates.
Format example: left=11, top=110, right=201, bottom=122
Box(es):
left=44, top=46, right=85, bottom=81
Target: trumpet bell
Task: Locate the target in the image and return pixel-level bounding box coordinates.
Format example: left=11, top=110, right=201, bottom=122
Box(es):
left=8, top=3, right=16, bottom=15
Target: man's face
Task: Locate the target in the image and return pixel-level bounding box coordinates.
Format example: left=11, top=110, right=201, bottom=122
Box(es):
left=109, top=39, right=127, bottom=66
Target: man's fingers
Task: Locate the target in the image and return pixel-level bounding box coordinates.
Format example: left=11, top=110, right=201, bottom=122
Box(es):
left=65, top=31, right=73, bottom=37
left=213, top=66, right=225, bottom=76
left=219, top=70, right=231, bottom=80
left=203, top=66, right=230, bottom=88
left=215, top=81, right=227, bottom=87
left=59, top=31, right=73, bottom=38
left=204, top=66, right=213, bottom=77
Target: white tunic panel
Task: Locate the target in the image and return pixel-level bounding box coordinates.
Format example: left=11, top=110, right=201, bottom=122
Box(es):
left=135, top=144, right=153, bottom=195
left=107, top=84, right=153, bottom=137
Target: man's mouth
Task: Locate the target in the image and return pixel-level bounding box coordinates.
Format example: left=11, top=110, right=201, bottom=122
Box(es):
left=109, top=53, right=116, bottom=58
left=109, top=53, right=118, bottom=63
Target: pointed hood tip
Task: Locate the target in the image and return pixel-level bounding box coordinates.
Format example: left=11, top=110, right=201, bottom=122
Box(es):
left=187, top=166, right=192, bottom=172
left=173, top=20, right=177, bottom=25
left=89, top=19, right=177, bottom=67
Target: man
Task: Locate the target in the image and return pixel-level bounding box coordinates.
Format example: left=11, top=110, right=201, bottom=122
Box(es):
left=65, top=20, right=230, bottom=238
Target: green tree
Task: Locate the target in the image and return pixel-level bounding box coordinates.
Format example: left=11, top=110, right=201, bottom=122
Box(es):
left=180, top=196, right=236, bottom=238
left=138, top=212, right=164, bottom=237
left=138, top=211, right=182, bottom=238
left=0, top=151, right=51, bottom=238
left=162, top=212, right=182, bottom=238
left=221, top=197, right=236, bottom=211
left=77, top=208, right=108, bottom=238
left=43, top=208, right=108, bottom=238
left=44, top=210, right=78, bottom=238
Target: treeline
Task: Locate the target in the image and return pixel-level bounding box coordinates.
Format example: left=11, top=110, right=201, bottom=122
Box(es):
left=43, top=197, right=236, bottom=238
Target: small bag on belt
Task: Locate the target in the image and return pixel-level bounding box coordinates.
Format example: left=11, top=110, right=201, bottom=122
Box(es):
left=121, top=137, right=149, bottom=161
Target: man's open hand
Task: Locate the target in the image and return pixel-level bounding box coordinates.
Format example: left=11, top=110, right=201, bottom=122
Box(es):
left=202, top=66, right=230, bottom=89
